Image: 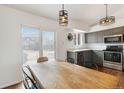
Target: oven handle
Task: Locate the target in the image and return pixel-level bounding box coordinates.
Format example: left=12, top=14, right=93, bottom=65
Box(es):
left=103, top=51, right=123, bottom=54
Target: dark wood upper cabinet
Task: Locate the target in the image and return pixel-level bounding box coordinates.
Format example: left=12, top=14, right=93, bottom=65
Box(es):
left=97, top=31, right=104, bottom=43
left=85, top=32, right=97, bottom=43
left=85, top=26, right=124, bottom=44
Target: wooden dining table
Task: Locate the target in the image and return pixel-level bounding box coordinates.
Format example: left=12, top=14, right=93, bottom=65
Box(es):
left=27, top=61, right=119, bottom=89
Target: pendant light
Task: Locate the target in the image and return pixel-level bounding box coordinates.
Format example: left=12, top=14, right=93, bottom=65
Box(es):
left=99, top=4, right=115, bottom=26
left=59, top=4, right=68, bottom=26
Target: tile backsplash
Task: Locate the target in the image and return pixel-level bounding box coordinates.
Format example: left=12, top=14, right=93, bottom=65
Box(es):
left=85, top=43, right=124, bottom=50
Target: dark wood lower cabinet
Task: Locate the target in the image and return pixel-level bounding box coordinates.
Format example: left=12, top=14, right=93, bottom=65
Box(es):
left=77, top=50, right=92, bottom=66
left=77, top=50, right=103, bottom=67
left=92, top=50, right=103, bottom=66
left=77, top=51, right=84, bottom=66
left=67, top=50, right=103, bottom=67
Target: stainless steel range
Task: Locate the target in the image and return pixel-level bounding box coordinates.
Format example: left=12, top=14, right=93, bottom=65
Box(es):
left=103, top=45, right=123, bottom=70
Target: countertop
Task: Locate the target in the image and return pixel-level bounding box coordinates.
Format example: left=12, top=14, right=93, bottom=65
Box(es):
left=67, top=49, right=91, bottom=52
left=67, top=48, right=105, bottom=52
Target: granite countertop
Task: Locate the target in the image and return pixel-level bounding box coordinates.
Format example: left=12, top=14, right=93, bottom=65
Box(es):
left=67, top=48, right=105, bottom=52
left=67, top=49, right=91, bottom=52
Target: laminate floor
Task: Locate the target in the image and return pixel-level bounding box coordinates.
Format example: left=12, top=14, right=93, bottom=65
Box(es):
left=4, top=82, right=24, bottom=89
left=5, top=66, right=124, bottom=89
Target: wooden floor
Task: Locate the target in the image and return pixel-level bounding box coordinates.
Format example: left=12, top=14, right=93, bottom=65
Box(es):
left=4, top=82, right=24, bottom=89
left=93, top=66, right=124, bottom=88
left=5, top=66, right=124, bottom=89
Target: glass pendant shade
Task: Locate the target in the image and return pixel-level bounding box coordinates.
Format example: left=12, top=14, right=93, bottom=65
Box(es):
left=99, top=16, right=115, bottom=26
left=59, top=5, right=68, bottom=26
left=99, top=4, right=115, bottom=26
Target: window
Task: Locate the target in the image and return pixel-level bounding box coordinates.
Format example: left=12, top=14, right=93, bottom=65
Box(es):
left=42, top=31, right=55, bottom=61
left=21, top=26, right=56, bottom=63
left=74, top=33, right=84, bottom=46
left=22, top=27, right=41, bottom=63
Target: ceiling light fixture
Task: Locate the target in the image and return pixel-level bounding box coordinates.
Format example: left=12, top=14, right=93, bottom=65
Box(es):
left=99, top=4, right=115, bottom=26
left=59, top=4, right=68, bottom=26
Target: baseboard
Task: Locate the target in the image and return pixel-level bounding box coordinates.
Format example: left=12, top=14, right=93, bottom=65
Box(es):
left=0, top=80, right=22, bottom=89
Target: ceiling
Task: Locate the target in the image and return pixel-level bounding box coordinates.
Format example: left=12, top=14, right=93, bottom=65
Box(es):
left=6, top=4, right=124, bottom=27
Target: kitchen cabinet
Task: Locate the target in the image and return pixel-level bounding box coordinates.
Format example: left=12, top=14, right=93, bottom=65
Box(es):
left=122, top=43, right=124, bottom=69
left=85, top=26, right=124, bottom=44
left=97, top=31, right=104, bottom=43
left=67, top=50, right=103, bottom=67
left=92, top=50, right=103, bottom=66
left=80, top=50, right=103, bottom=66
left=86, top=31, right=105, bottom=43
left=85, top=34, right=88, bottom=43
left=77, top=50, right=92, bottom=66
left=67, top=51, right=76, bottom=64
left=85, top=32, right=97, bottom=43
left=82, top=50, right=92, bottom=62
left=112, top=27, right=124, bottom=35
left=85, top=32, right=103, bottom=43
left=104, top=29, right=113, bottom=36
left=104, top=27, right=124, bottom=35
left=67, top=50, right=92, bottom=66
left=77, top=51, right=84, bottom=66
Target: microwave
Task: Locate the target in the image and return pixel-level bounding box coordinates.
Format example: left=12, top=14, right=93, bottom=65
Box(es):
left=104, top=34, right=124, bottom=43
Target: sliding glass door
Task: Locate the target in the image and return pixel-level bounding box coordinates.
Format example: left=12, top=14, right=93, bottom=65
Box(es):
left=42, top=31, right=55, bottom=61
left=21, top=26, right=55, bottom=63
left=22, top=27, right=41, bottom=63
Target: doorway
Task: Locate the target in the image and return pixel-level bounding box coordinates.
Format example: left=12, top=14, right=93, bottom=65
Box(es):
left=42, top=31, right=55, bottom=61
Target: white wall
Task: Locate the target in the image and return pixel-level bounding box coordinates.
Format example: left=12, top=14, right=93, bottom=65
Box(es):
left=0, top=5, right=59, bottom=88
left=0, top=6, right=23, bottom=88
left=0, top=5, right=87, bottom=88
left=56, top=28, right=86, bottom=61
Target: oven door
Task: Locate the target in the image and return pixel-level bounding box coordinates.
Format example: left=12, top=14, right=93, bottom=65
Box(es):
left=104, top=51, right=122, bottom=65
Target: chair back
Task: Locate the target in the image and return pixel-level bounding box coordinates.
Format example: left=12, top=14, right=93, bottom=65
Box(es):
left=22, top=66, right=38, bottom=89
left=37, top=57, right=48, bottom=63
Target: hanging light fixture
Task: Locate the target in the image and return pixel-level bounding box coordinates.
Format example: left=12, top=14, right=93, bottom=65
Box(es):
left=59, top=4, right=68, bottom=26
left=99, top=4, right=115, bottom=26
